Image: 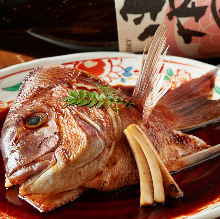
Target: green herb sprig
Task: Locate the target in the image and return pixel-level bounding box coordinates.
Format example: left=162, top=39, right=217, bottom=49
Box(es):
left=61, top=85, right=133, bottom=113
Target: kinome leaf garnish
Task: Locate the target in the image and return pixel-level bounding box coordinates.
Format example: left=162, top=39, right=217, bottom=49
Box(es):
left=61, top=85, right=134, bottom=113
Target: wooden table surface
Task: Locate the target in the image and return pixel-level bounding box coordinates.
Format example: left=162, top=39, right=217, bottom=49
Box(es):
left=0, top=30, right=75, bottom=69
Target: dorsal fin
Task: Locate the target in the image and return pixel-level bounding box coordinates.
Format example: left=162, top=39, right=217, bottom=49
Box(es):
left=131, top=23, right=171, bottom=122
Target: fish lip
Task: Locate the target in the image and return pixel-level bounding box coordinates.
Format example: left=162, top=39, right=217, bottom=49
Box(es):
left=4, top=133, right=59, bottom=180
left=7, top=152, right=56, bottom=186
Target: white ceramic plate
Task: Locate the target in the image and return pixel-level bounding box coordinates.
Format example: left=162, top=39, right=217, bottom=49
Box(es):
left=0, top=52, right=220, bottom=219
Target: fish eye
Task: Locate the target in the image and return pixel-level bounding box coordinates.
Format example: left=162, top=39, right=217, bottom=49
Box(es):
left=25, top=113, right=47, bottom=129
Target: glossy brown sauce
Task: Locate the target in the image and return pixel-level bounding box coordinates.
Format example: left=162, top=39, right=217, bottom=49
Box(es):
left=1, top=87, right=220, bottom=218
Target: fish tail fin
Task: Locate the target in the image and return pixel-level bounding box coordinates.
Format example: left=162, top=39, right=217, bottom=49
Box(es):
left=131, top=23, right=171, bottom=121
left=157, top=67, right=220, bottom=131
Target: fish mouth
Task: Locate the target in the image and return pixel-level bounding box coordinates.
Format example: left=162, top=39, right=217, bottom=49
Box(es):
left=7, top=152, right=56, bottom=187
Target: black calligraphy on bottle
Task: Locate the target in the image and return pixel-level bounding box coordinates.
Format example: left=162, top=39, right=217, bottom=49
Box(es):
left=120, top=0, right=166, bottom=25
left=211, top=0, right=220, bottom=29
left=138, top=24, right=160, bottom=41
left=176, top=19, right=206, bottom=44
left=167, top=0, right=208, bottom=22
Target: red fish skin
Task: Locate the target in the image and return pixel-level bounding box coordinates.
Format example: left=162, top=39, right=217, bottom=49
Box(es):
left=1, top=67, right=117, bottom=189
left=82, top=104, right=210, bottom=192
left=0, top=66, right=142, bottom=212
left=83, top=106, right=142, bottom=192
left=139, top=110, right=210, bottom=172
left=0, top=66, right=214, bottom=212
left=1, top=102, right=59, bottom=180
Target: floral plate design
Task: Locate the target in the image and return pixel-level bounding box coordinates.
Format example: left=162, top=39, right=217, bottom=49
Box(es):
left=0, top=52, right=220, bottom=219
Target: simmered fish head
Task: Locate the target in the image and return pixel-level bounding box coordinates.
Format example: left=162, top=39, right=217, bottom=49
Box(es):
left=0, top=66, right=117, bottom=197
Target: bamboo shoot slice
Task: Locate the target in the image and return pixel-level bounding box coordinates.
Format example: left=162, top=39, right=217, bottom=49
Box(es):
left=135, top=124, right=183, bottom=198
left=124, top=127, right=154, bottom=205
left=127, top=124, right=165, bottom=203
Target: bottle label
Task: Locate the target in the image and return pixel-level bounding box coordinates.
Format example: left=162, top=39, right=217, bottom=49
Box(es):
left=114, top=0, right=220, bottom=59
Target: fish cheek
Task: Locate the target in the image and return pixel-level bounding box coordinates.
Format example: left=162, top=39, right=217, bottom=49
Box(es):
left=2, top=110, right=59, bottom=178
left=21, top=113, right=107, bottom=195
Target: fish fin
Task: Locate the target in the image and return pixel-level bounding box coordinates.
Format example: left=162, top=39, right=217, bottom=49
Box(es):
left=132, top=23, right=171, bottom=122
left=171, top=144, right=220, bottom=172
left=19, top=187, right=86, bottom=213
left=157, top=67, right=220, bottom=131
